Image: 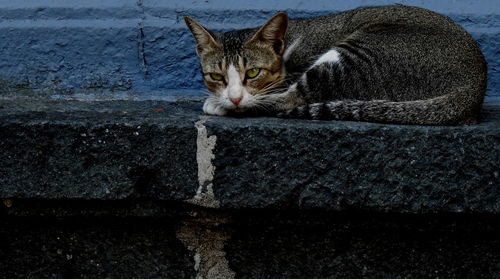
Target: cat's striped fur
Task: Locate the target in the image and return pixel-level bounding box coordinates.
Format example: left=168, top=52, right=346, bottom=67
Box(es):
left=185, top=5, right=487, bottom=125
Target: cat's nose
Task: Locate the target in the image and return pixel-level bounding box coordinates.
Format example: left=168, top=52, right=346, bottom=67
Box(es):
left=230, top=97, right=242, bottom=106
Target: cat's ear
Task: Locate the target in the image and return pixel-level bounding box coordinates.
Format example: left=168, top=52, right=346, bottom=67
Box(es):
left=184, top=16, right=220, bottom=55
left=247, top=12, right=288, bottom=55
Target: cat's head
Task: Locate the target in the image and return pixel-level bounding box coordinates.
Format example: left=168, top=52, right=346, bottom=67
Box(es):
left=184, top=13, right=288, bottom=111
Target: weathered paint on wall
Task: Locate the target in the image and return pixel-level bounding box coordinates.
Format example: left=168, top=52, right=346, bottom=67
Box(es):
left=0, top=0, right=498, bottom=96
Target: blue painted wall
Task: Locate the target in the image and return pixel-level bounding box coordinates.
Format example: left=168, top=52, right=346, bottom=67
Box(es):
left=0, top=0, right=498, bottom=97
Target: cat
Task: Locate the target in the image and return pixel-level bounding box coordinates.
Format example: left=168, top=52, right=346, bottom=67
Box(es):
left=184, top=5, right=487, bottom=125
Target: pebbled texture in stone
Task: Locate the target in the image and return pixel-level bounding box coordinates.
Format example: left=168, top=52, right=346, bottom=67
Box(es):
left=3, top=202, right=500, bottom=278
left=0, top=99, right=201, bottom=200
left=206, top=100, right=500, bottom=213
left=225, top=210, right=500, bottom=278
left=0, top=98, right=499, bottom=214
left=0, top=215, right=195, bottom=279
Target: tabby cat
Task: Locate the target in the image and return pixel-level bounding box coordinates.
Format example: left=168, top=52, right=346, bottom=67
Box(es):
left=184, top=5, right=487, bottom=125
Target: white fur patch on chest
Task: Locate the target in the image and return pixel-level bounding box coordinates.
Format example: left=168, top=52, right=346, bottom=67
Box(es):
left=311, top=49, right=341, bottom=67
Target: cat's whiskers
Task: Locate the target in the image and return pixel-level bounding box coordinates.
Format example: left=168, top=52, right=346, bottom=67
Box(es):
left=259, top=80, right=282, bottom=92
left=257, top=76, right=291, bottom=92
left=205, top=95, right=222, bottom=107
left=256, top=78, right=291, bottom=96
left=259, top=88, right=285, bottom=96
left=251, top=95, right=281, bottom=111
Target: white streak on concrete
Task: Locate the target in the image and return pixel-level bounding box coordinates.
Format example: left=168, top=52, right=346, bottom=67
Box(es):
left=194, top=252, right=201, bottom=271
left=189, top=116, right=220, bottom=208
left=176, top=217, right=236, bottom=279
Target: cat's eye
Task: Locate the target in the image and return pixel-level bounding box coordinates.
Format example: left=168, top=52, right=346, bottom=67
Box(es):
left=209, top=73, right=224, bottom=81
left=246, top=68, right=261, bottom=79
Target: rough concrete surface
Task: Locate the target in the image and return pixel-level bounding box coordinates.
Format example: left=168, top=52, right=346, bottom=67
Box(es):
left=177, top=213, right=235, bottom=279
left=1, top=98, right=499, bottom=213
left=0, top=100, right=200, bottom=200
left=225, top=210, right=500, bottom=278
left=0, top=216, right=195, bottom=278
left=207, top=100, right=500, bottom=213
left=1, top=98, right=500, bottom=278
left=2, top=202, right=500, bottom=278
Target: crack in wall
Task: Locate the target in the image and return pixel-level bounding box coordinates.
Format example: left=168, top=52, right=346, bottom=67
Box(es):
left=136, top=0, right=148, bottom=77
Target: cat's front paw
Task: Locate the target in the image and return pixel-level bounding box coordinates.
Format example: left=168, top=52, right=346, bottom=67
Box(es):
left=203, top=99, right=228, bottom=116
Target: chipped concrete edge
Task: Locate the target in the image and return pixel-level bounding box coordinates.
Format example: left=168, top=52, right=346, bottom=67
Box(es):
left=188, top=116, right=220, bottom=208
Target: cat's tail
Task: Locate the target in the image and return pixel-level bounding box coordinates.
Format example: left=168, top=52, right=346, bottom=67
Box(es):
left=278, top=88, right=484, bottom=125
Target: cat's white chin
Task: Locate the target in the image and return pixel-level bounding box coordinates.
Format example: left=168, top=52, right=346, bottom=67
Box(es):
left=203, top=98, right=228, bottom=116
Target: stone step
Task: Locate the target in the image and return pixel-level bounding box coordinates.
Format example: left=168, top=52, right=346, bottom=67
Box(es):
left=1, top=97, right=499, bottom=277
left=1, top=97, right=499, bottom=212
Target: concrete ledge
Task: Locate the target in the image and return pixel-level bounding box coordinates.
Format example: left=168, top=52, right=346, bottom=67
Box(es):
left=1, top=98, right=499, bottom=213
